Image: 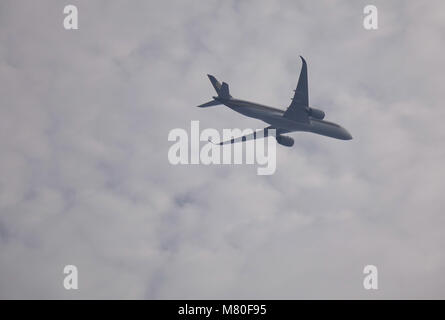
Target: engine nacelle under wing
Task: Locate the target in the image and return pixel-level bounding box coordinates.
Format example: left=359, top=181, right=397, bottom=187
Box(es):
left=307, top=107, right=325, bottom=120
left=276, top=135, right=294, bottom=147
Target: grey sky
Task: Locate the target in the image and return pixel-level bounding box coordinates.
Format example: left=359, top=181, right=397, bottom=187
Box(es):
left=1, top=0, right=445, bottom=298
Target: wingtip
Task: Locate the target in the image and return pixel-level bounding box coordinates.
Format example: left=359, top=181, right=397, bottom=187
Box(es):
left=208, top=138, right=222, bottom=145
left=299, top=55, right=306, bottom=63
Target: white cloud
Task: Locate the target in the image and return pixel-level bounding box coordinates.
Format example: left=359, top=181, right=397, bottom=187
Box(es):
left=0, top=0, right=444, bottom=298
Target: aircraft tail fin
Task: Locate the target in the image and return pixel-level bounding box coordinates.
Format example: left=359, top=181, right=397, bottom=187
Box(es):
left=207, top=74, right=232, bottom=99
left=207, top=74, right=222, bottom=94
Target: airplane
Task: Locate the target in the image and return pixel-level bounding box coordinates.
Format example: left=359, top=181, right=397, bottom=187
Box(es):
left=196, top=56, right=352, bottom=147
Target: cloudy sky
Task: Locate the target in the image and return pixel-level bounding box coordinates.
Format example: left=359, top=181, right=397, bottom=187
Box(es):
left=1, top=0, right=445, bottom=299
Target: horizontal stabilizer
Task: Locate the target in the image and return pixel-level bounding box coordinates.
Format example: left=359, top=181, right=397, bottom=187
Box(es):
left=219, top=82, right=231, bottom=99
left=196, top=100, right=221, bottom=108
left=206, top=74, right=232, bottom=99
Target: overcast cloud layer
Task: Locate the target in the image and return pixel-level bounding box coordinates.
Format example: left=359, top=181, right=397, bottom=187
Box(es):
left=1, top=0, right=445, bottom=299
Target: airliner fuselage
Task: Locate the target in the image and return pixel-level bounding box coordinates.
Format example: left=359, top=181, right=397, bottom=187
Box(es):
left=217, top=97, right=352, bottom=140
left=197, top=56, right=352, bottom=146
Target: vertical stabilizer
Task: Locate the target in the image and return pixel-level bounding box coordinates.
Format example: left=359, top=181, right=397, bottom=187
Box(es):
left=207, top=75, right=232, bottom=99
left=207, top=74, right=222, bottom=95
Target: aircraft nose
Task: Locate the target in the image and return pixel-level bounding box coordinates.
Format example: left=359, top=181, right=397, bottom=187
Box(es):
left=342, top=128, right=353, bottom=140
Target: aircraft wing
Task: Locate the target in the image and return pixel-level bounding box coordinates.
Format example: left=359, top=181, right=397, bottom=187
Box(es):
left=283, top=56, right=310, bottom=123
left=209, top=126, right=289, bottom=145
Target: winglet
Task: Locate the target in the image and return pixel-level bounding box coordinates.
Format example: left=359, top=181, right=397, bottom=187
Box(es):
left=300, top=55, right=306, bottom=64
left=295, top=55, right=308, bottom=106
left=282, top=56, right=310, bottom=122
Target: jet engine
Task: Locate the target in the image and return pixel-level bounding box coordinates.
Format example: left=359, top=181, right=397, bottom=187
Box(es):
left=276, top=135, right=294, bottom=147
left=307, top=107, right=325, bottom=120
